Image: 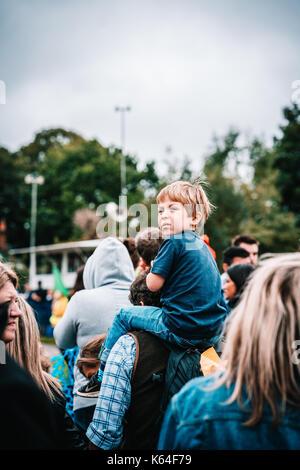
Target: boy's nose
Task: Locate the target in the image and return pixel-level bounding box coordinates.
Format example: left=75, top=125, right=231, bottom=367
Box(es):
left=161, top=209, right=170, bottom=218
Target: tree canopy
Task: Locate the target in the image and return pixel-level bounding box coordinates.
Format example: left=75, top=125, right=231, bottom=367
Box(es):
left=1, top=104, right=299, bottom=270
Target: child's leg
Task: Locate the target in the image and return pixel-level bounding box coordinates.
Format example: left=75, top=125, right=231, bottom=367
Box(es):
left=97, top=305, right=164, bottom=380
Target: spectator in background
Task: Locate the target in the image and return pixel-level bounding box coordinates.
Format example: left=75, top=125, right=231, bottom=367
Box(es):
left=122, top=237, right=140, bottom=273
left=49, top=290, right=69, bottom=328
left=27, top=280, right=51, bottom=336
left=31, top=281, right=47, bottom=302
left=158, top=253, right=300, bottom=450
left=135, top=227, right=163, bottom=272
left=68, top=265, right=85, bottom=299
left=6, top=296, right=87, bottom=449
left=0, top=263, right=22, bottom=345
left=0, top=262, right=63, bottom=450
left=53, top=237, right=135, bottom=433
left=223, top=263, right=255, bottom=310
left=232, top=234, right=259, bottom=266
left=77, top=270, right=162, bottom=384
left=76, top=334, right=105, bottom=380
left=50, top=265, right=85, bottom=419
left=86, top=270, right=166, bottom=450
left=220, top=246, right=251, bottom=286
left=21, top=282, right=32, bottom=301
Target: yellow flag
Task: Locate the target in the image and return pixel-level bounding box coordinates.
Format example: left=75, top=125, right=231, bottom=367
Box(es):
left=200, top=347, right=223, bottom=376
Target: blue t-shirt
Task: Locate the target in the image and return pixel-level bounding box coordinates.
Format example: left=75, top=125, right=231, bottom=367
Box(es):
left=151, top=231, right=227, bottom=340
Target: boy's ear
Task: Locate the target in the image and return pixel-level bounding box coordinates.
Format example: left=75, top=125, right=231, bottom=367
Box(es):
left=192, top=212, right=202, bottom=229
left=140, top=300, right=145, bottom=306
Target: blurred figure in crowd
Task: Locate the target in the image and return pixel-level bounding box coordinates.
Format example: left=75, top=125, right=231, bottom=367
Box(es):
left=232, top=234, right=259, bottom=267
left=223, top=263, right=255, bottom=309
left=221, top=246, right=251, bottom=286
left=158, top=253, right=300, bottom=450
left=53, top=237, right=135, bottom=433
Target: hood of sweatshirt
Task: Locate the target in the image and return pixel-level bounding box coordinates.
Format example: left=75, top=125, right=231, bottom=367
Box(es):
left=83, top=237, right=135, bottom=290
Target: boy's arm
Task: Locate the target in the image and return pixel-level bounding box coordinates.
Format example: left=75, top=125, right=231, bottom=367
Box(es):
left=146, top=272, right=165, bottom=292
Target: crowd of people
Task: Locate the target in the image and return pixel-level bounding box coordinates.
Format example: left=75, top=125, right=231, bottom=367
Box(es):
left=1, top=179, right=300, bottom=452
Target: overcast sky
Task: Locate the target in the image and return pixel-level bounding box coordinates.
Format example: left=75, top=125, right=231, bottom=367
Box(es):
left=0, top=0, right=299, bottom=174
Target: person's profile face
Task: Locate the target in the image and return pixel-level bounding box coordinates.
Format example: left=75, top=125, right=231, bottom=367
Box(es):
left=0, top=281, right=22, bottom=343
left=238, top=243, right=258, bottom=266
left=82, top=364, right=100, bottom=379
left=223, top=275, right=237, bottom=300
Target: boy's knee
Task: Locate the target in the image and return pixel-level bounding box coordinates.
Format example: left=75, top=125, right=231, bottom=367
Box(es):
left=115, top=308, right=129, bottom=320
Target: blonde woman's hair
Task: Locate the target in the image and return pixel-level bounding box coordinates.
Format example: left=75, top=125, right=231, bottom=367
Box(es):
left=216, top=252, right=300, bottom=427
left=6, top=296, right=62, bottom=402
left=156, top=180, right=214, bottom=226
left=0, top=262, right=18, bottom=290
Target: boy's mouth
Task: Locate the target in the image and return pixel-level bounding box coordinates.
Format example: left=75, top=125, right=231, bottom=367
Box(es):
left=161, top=223, right=172, bottom=230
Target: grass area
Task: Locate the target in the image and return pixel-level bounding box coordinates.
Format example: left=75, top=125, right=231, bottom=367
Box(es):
left=40, top=335, right=56, bottom=344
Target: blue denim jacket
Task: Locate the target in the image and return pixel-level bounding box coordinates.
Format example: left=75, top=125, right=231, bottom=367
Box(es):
left=158, top=374, right=300, bottom=450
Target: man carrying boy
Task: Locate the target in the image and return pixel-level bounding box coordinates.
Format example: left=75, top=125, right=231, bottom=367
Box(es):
left=78, top=180, right=228, bottom=397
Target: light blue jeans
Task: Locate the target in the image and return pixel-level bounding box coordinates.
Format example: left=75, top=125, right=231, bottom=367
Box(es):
left=99, top=305, right=216, bottom=364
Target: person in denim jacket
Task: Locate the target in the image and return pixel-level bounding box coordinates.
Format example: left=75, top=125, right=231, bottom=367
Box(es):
left=158, top=252, right=300, bottom=450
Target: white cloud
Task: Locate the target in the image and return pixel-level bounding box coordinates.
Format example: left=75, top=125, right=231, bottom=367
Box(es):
left=0, top=0, right=299, bottom=173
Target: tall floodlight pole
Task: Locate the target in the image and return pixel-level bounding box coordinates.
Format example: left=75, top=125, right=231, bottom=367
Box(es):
left=115, top=106, right=131, bottom=238
left=115, top=106, right=131, bottom=197
left=25, top=173, right=44, bottom=288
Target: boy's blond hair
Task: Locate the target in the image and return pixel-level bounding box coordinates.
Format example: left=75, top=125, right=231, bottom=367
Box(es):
left=157, top=180, right=214, bottom=225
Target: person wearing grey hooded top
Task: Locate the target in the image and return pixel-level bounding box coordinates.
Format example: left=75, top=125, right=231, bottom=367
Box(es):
left=53, top=237, right=135, bottom=433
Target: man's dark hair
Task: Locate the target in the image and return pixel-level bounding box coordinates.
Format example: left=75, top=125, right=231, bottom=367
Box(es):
left=223, top=246, right=251, bottom=266
left=129, top=270, right=162, bottom=307
left=135, top=228, right=163, bottom=267
left=232, top=234, right=259, bottom=246
left=122, top=238, right=140, bottom=270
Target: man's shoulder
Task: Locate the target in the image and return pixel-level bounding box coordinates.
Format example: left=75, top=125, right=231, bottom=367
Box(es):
left=127, top=330, right=169, bottom=351
left=110, top=333, right=137, bottom=364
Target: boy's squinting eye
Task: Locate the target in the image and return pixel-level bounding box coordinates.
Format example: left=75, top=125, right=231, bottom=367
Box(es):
left=158, top=204, right=181, bottom=214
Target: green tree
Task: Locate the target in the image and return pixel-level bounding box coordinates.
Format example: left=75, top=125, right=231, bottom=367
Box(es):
left=201, top=129, right=300, bottom=268
left=0, top=146, right=28, bottom=249
left=2, top=128, right=160, bottom=248
left=273, top=104, right=300, bottom=221
left=202, top=131, right=248, bottom=268
left=21, top=130, right=160, bottom=244
left=240, top=137, right=300, bottom=253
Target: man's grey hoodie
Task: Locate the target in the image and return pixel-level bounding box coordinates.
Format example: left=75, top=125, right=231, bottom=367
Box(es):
left=53, top=237, right=135, bottom=410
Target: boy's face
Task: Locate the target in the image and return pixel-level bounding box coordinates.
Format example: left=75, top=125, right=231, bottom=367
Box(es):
left=158, top=198, right=200, bottom=237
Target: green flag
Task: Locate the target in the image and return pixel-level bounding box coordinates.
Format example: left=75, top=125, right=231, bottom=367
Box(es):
left=52, top=265, right=69, bottom=297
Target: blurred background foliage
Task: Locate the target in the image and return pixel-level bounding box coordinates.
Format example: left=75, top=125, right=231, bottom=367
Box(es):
left=0, top=104, right=299, bottom=269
